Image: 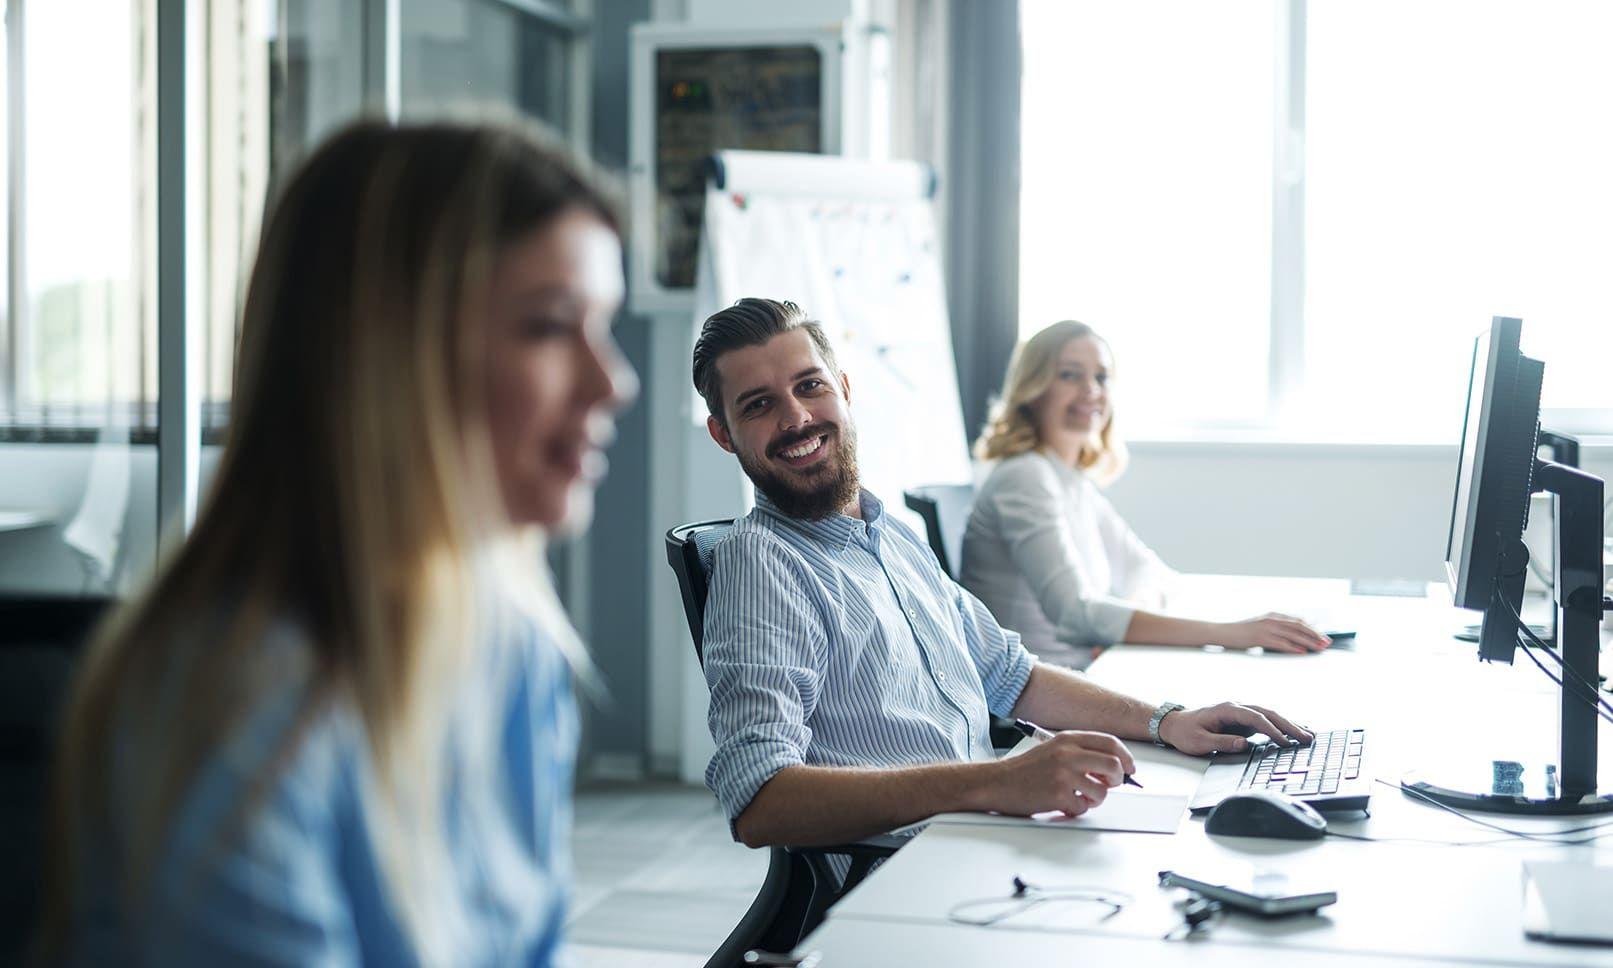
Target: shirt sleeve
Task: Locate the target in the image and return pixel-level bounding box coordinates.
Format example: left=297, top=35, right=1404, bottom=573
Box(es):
left=989, top=459, right=1137, bottom=647
left=1092, top=487, right=1175, bottom=609
left=701, top=531, right=827, bottom=828
left=953, top=581, right=1036, bottom=717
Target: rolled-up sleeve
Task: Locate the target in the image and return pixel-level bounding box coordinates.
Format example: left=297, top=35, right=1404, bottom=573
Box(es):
left=954, top=583, right=1036, bottom=717
left=993, top=460, right=1135, bottom=648
left=701, top=533, right=827, bottom=826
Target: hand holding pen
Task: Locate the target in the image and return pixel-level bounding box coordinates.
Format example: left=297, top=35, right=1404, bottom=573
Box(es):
left=1014, top=719, right=1144, bottom=788
left=975, top=721, right=1139, bottom=819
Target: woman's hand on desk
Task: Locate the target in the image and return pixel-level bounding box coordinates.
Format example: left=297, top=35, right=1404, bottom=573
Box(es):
left=1216, top=614, right=1331, bottom=654
left=977, top=730, right=1135, bottom=817
left=1158, top=702, right=1314, bottom=756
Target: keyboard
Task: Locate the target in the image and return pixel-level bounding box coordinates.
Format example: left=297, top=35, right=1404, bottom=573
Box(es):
left=1242, top=728, right=1366, bottom=798
left=1189, top=728, right=1372, bottom=814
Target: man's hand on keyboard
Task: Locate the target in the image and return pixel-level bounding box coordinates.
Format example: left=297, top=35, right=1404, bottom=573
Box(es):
left=1157, top=702, right=1314, bottom=756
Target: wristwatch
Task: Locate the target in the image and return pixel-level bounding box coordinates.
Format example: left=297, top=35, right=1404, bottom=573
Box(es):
left=1148, top=702, right=1185, bottom=748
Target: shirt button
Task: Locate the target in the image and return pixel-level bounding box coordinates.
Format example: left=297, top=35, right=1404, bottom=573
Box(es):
left=937, top=671, right=947, bottom=682
left=906, top=607, right=917, bottom=619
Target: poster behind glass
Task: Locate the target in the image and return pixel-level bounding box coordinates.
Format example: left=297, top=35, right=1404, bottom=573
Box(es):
left=655, top=46, right=823, bottom=289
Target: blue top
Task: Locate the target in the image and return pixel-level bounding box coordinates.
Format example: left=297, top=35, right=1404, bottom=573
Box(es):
left=702, top=489, right=1036, bottom=824
left=69, top=614, right=578, bottom=966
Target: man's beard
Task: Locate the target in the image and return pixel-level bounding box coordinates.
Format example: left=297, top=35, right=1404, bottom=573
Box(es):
left=738, top=421, right=861, bottom=521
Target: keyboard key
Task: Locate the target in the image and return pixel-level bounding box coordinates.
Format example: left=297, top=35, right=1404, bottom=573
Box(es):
left=1321, top=778, right=1340, bottom=794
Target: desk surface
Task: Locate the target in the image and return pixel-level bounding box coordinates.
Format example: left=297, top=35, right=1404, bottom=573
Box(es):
left=799, top=575, right=1613, bottom=966
left=0, top=509, right=52, bottom=532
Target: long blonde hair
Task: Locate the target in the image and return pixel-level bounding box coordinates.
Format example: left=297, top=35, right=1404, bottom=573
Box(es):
left=39, top=117, right=621, bottom=958
left=974, top=320, right=1128, bottom=484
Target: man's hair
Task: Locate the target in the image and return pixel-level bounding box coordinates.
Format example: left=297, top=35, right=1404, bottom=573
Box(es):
left=691, top=297, right=839, bottom=426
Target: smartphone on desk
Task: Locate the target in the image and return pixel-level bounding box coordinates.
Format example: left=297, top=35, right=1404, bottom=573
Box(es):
left=1159, top=869, right=1337, bottom=916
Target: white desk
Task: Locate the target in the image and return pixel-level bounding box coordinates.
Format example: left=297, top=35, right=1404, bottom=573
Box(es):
left=798, top=576, right=1613, bottom=966
left=0, top=509, right=53, bottom=533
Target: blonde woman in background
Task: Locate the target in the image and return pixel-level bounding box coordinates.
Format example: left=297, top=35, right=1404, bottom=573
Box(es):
left=39, top=118, right=635, bottom=965
left=960, top=320, right=1328, bottom=669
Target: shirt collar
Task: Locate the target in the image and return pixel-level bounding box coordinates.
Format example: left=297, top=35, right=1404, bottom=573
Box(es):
left=754, top=488, right=884, bottom=550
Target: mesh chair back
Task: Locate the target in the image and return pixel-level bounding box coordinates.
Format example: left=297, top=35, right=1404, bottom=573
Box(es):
left=664, top=520, right=735, bottom=666
left=902, top=483, right=976, bottom=580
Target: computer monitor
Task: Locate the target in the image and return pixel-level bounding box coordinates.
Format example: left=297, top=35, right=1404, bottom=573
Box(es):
left=1444, top=317, right=1543, bottom=664
left=1406, top=316, right=1612, bottom=815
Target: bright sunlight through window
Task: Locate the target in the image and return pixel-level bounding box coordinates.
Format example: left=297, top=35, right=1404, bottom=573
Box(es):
left=1021, top=0, right=1613, bottom=442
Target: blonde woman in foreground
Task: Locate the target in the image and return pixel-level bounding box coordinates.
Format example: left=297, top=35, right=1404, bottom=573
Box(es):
left=38, top=118, right=635, bottom=965
left=960, top=320, right=1328, bottom=669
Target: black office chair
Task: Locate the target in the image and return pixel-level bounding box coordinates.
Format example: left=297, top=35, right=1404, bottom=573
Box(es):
left=665, top=522, right=897, bottom=968
left=902, top=483, right=976, bottom=581
left=903, top=484, right=1024, bottom=753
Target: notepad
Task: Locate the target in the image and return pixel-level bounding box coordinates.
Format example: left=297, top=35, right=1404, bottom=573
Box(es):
left=895, top=790, right=1188, bottom=836
left=1523, top=861, right=1613, bottom=945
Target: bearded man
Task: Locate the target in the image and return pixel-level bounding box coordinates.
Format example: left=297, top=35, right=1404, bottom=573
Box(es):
left=690, top=297, right=1312, bottom=848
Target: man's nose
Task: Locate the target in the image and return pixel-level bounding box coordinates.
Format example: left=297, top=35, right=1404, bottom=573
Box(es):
left=778, top=396, right=813, bottom=431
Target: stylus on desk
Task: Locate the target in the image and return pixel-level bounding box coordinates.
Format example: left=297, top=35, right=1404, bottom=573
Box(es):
left=1012, top=718, right=1144, bottom=788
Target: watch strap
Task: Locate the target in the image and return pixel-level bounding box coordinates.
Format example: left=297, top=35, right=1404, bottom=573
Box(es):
left=1148, top=702, right=1185, bottom=748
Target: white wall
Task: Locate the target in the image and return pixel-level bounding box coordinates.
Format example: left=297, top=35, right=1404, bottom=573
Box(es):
left=1106, top=440, right=1613, bottom=582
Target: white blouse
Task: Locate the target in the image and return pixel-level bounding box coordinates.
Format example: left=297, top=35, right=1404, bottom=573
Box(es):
left=960, top=450, right=1173, bottom=667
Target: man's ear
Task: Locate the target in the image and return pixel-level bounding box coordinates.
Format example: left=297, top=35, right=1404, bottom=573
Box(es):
left=839, top=370, right=852, bottom=405
left=707, top=413, right=736, bottom=454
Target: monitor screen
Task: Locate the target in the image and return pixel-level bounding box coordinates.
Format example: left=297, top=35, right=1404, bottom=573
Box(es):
left=1444, top=316, right=1544, bottom=663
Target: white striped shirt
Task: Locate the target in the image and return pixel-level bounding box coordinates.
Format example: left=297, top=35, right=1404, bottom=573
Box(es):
left=702, top=489, right=1036, bottom=824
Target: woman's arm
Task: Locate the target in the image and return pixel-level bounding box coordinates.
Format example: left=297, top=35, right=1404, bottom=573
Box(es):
left=1123, top=609, right=1329, bottom=653
left=988, top=459, right=1138, bottom=648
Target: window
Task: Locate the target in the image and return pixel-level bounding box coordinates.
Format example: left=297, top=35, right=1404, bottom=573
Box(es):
left=4, top=0, right=151, bottom=438
left=1020, top=0, right=1613, bottom=441
left=1304, top=0, right=1613, bottom=437
left=1019, top=1, right=1276, bottom=433
left=0, top=0, right=586, bottom=600
left=0, top=0, right=586, bottom=444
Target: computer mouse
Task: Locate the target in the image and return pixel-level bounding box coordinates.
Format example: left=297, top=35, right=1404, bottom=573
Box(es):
left=1205, top=790, right=1327, bottom=840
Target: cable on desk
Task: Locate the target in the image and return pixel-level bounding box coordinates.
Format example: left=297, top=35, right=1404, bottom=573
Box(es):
left=946, top=875, right=1131, bottom=930
left=1376, top=779, right=1613, bottom=845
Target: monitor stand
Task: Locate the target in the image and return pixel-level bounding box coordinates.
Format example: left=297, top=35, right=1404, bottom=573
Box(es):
left=1404, top=459, right=1613, bottom=816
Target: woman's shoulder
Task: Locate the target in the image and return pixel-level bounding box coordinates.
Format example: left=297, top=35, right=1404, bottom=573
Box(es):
left=977, top=450, right=1068, bottom=499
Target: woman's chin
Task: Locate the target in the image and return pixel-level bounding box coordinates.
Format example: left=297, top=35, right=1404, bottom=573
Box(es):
left=547, top=484, right=595, bottom=536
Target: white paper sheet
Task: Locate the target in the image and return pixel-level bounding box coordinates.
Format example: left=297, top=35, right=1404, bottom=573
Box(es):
left=895, top=790, right=1189, bottom=837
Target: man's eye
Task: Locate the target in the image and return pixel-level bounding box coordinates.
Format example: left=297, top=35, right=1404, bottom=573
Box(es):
left=743, top=398, right=767, bottom=414
left=800, top=379, right=824, bottom=392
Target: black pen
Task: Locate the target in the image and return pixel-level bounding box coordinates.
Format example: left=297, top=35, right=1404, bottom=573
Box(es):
left=1012, top=718, right=1144, bottom=788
